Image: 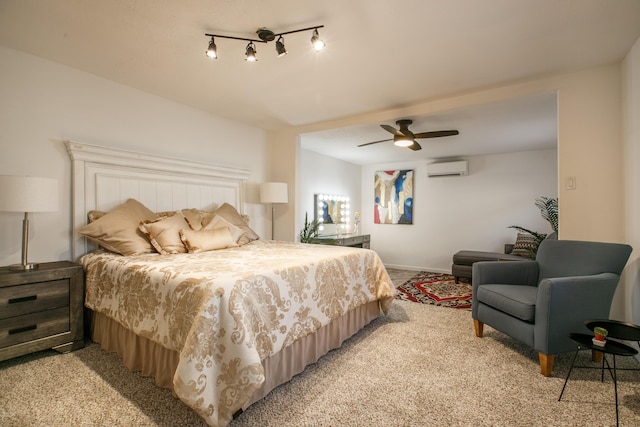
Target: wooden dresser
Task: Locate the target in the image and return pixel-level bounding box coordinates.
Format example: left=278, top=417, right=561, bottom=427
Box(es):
left=0, top=261, right=84, bottom=362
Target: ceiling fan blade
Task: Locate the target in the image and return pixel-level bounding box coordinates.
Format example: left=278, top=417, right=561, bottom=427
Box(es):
left=357, top=138, right=393, bottom=147
left=380, top=124, right=405, bottom=137
left=407, top=141, right=422, bottom=151
left=413, top=130, right=459, bottom=139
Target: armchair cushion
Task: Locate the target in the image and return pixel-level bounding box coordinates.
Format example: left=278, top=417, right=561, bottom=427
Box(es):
left=476, top=285, right=537, bottom=322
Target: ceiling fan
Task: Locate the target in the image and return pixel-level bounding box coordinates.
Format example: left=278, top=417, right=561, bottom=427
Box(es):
left=357, top=119, right=459, bottom=151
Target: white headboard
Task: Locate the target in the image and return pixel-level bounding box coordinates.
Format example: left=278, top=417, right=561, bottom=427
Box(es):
left=66, top=141, right=251, bottom=259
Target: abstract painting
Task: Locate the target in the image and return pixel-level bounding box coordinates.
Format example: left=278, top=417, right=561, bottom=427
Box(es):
left=374, top=169, right=413, bottom=224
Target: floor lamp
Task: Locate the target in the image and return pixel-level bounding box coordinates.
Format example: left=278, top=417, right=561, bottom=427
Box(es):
left=260, top=182, right=288, bottom=240
left=0, top=175, right=59, bottom=270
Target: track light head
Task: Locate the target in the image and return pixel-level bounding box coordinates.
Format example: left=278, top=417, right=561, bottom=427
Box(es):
left=245, top=42, right=257, bottom=62
left=205, top=36, right=217, bottom=59
left=275, top=36, right=287, bottom=57
left=311, top=28, right=325, bottom=51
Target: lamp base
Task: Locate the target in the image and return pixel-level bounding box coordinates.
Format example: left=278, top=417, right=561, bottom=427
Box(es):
left=9, top=262, right=39, bottom=271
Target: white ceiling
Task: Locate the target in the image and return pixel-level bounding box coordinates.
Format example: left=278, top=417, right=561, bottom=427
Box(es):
left=1, top=0, right=639, bottom=164
left=301, top=91, right=558, bottom=165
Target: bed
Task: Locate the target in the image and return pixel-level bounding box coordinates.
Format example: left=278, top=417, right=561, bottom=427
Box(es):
left=66, top=141, right=396, bottom=427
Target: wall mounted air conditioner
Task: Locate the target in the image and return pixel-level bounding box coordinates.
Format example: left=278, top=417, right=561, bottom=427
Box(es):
left=426, top=160, right=468, bottom=177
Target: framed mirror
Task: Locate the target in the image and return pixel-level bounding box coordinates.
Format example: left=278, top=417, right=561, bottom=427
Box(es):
left=314, top=194, right=350, bottom=234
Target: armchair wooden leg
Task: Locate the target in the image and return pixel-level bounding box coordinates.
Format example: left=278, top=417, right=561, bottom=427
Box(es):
left=473, top=319, right=484, bottom=337
left=539, top=353, right=555, bottom=377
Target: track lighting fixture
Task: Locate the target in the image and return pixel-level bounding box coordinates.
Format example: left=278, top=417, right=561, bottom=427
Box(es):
left=206, top=36, right=217, bottom=59
left=245, top=42, right=257, bottom=62
left=275, top=36, right=287, bottom=57
left=204, top=25, right=324, bottom=61
left=311, top=28, right=325, bottom=51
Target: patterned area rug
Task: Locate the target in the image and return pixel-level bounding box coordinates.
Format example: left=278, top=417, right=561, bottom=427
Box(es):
left=395, top=272, right=472, bottom=309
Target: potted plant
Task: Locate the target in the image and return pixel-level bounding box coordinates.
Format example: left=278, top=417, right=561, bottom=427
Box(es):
left=593, top=326, right=608, bottom=347
left=594, top=327, right=608, bottom=341
left=299, top=212, right=320, bottom=243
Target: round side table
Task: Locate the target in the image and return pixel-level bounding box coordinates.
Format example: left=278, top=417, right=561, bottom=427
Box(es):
left=558, top=332, right=638, bottom=427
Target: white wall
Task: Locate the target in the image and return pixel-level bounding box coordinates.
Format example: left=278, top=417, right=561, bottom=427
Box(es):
left=277, top=64, right=627, bottom=249
left=360, top=149, right=557, bottom=271
left=298, top=149, right=361, bottom=237
left=0, top=46, right=269, bottom=266
left=615, top=35, right=640, bottom=324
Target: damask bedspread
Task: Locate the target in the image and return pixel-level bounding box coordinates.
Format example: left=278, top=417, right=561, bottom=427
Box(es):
left=80, top=240, right=395, bottom=427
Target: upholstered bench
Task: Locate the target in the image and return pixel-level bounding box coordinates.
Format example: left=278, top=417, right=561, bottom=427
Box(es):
left=452, top=245, right=523, bottom=283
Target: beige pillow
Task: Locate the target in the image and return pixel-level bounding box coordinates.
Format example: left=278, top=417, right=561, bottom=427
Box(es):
left=154, top=210, right=177, bottom=218
left=203, top=215, right=244, bottom=243
left=180, top=227, right=237, bottom=253
left=87, top=210, right=106, bottom=223
left=139, top=214, right=190, bottom=254
left=180, top=208, right=214, bottom=231
left=205, top=203, right=259, bottom=245
left=78, top=199, right=157, bottom=256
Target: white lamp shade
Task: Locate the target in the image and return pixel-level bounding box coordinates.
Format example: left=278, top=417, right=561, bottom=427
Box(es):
left=260, top=182, right=288, bottom=204
left=0, top=175, right=59, bottom=213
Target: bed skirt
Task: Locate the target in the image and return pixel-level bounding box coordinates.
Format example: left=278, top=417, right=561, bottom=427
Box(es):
left=90, top=300, right=381, bottom=410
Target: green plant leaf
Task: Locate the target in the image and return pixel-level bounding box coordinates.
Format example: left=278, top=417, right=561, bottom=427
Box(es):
left=299, top=212, right=320, bottom=243
left=535, top=196, right=558, bottom=233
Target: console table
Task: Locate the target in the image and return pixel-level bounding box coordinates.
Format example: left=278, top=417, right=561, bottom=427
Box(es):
left=310, top=234, right=370, bottom=249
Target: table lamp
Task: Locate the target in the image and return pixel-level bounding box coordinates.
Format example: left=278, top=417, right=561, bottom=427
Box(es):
left=260, top=182, right=288, bottom=239
left=0, top=175, right=59, bottom=270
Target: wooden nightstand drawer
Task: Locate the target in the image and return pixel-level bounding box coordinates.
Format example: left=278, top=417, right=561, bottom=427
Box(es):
left=0, top=307, right=69, bottom=348
left=0, top=280, right=69, bottom=319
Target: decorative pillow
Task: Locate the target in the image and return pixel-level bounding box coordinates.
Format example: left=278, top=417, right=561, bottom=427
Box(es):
left=78, top=199, right=157, bottom=255
left=510, top=233, right=541, bottom=258
left=155, top=210, right=177, bottom=218
left=180, top=208, right=215, bottom=231
left=179, top=227, right=237, bottom=253
left=203, top=215, right=244, bottom=243
left=87, top=210, right=106, bottom=223
left=139, top=214, right=190, bottom=254
left=204, top=203, right=259, bottom=245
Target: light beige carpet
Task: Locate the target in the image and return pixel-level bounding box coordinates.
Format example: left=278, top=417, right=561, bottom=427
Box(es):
left=2, top=274, right=640, bottom=426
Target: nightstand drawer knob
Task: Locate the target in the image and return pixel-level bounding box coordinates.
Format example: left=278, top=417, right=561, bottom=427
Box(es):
left=8, top=324, right=37, bottom=335
left=8, top=295, right=37, bottom=304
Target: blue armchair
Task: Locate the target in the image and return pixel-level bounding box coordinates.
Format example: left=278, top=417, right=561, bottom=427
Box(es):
left=472, top=239, right=632, bottom=376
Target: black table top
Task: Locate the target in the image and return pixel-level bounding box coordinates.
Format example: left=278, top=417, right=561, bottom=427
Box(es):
left=584, top=319, right=640, bottom=341
left=569, top=333, right=638, bottom=357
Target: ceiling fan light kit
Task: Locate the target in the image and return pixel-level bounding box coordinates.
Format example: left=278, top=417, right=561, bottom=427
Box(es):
left=393, top=136, right=414, bottom=147
left=205, top=25, right=324, bottom=61
left=358, top=119, right=460, bottom=151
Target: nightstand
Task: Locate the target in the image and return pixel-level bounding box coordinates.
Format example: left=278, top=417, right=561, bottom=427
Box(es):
left=0, top=261, right=84, bottom=362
